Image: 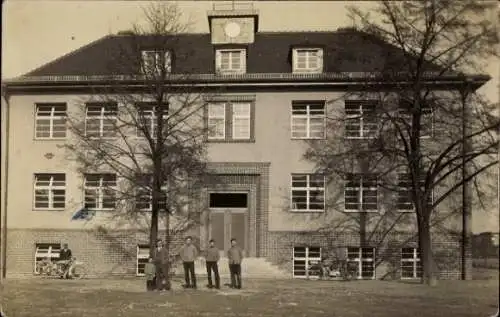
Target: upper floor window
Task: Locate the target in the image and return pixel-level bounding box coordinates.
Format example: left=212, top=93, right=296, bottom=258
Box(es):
left=291, top=101, right=325, bottom=139
left=399, top=99, right=434, bottom=138
left=345, top=100, right=378, bottom=139
left=85, top=103, right=118, bottom=138
left=141, top=50, right=172, bottom=75
left=136, top=103, right=169, bottom=138
left=33, top=173, right=66, bottom=210
left=35, top=103, right=67, bottom=139
left=216, top=49, right=246, bottom=74
left=207, top=102, right=253, bottom=141
left=344, top=173, right=378, bottom=212
left=84, top=173, right=117, bottom=210
left=291, top=174, right=325, bottom=212
left=396, top=171, right=433, bottom=212
left=292, top=48, right=323, bottom=73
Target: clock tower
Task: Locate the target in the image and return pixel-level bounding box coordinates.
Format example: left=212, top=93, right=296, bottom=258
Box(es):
left=207, top=2, right=259, bottom=45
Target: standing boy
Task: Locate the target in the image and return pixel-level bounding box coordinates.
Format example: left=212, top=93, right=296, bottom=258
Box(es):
left=154, top=239, right=170, bottom=291
left=204, top=239, right=220, bottom=289
left=179, top=236, right=198, bottom=289
left=227, top=238, right=244, bottom=289
left=144, top=257, right=156, bottom=291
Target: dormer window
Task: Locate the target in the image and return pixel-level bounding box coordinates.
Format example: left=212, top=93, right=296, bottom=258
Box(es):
left=141, top=50, right=172, bottom=75
left=292, top=48, right=323, bottom=73
left=216, top=49, right=246, bottom=74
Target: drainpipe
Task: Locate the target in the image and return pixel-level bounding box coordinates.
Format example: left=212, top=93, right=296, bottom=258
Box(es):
left=1, top=86, right=10, bottom=281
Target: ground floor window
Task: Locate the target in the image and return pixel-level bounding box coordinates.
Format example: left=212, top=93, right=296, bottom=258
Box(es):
left=34, top=243, right=61, bottom=274
left=292, top=246, right=321, bottom=278
left=347, top=247, right=375, bottom=279
left=137, top=245, right=150, bottom=276
left=401, top=247, right=422, bottom=279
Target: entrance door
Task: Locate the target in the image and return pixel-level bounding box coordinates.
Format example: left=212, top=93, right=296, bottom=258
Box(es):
left=209, top=192, right=248, bottom=256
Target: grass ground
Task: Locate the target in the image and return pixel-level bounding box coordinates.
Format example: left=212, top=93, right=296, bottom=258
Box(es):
left=1, top=270, right=498, bottom=317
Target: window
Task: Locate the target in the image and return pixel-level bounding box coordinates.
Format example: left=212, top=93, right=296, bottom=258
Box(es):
left=347, top=247, right=375, bottom=279
left=401, top=247, right=422, bottom=279
left=136, top=245, right=150, bottom=276
left=135, top=174, right=168, bottom=211
left=344, top=174, right=378, bottom=212
left=216, top=49, right=246, bottom=74
left=292, top=246, right=322, bottom=278
left=84, top=174, right=117, bottom=210
left=292, top=48, right=323, bottom=73
left=35, top=103, right=67, bottom=139
left=207, top=102, right=253, bottom=141
left=33, top=174, right=66, bottom=210
left=141, top=50, right=172, bottom=74
left=399, top=99, right=433, bottom=138
left=85, top=103, right=118, bottom=138
left=291, top=174, right=325, bottom=212
left=345, top=100, right=378, bottom=139
left=34, top=243, right=61, bottom=274
left=232, top=103, right=251, bottom=139
left=397, top=171, right=433, bottom=212
left=136, top=103, right=169, bottom=137
left=291, top=101, right=325, bottom=139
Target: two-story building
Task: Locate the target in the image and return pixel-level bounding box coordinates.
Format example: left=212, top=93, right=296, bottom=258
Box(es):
left=1, top=6, right=493, bottom=280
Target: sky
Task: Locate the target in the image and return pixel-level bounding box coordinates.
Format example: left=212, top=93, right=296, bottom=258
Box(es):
left=2, top=0, right=499, bottom=232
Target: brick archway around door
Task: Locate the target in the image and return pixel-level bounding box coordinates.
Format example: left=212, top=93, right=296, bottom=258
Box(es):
left=200, top=162, right=270, bottom=257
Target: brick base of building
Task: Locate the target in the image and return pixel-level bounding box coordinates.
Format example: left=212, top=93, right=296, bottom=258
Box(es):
left=5, top=228, right=471, bottom=280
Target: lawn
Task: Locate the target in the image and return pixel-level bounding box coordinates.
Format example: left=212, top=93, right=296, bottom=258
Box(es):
left=1, top=271, right=498, bottom=317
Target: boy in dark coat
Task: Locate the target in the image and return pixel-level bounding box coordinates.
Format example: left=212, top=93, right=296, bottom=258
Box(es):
left=154, top=239, right=170, bottom=291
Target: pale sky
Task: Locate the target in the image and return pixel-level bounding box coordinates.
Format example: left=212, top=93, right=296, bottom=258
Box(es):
left=2, top=0, right=499, bottom=232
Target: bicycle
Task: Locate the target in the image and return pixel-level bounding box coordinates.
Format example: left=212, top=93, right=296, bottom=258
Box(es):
left=35, top=257, right=88, bottom=279
left=310, top=259, right=358, bottom=281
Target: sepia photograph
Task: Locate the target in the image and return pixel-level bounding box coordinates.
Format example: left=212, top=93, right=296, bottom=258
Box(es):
left=1, top=0, right=499, bottom=316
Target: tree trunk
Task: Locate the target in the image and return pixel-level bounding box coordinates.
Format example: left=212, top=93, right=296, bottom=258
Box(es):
left=149, top=209, right=159, bottom=258
left=418, top=220, right=437, bottom=286
left=164, top=211, right=171, bottom=288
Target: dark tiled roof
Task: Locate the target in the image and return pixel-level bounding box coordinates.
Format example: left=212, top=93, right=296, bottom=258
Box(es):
left=24, top=30, right=439, bottom=77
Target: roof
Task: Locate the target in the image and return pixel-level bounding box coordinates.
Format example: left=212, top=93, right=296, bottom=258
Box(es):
left=22, top=29, right=439, bottom=77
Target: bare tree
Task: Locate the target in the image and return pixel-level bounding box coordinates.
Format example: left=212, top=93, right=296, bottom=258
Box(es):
left=305, top=0, right=498, bottom=285
left=62, top=3, right=211, bottom=286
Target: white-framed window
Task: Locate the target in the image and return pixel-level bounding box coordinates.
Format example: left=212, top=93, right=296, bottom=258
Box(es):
left=141, top=50, right=172, bottom=75
left=136, top=103, right=169, bottom=137
left=399, top=99, right=434, bottom=138
left=33, top=173, right=66, bottom=210
left=34, top=103, right=67, bottom=139
left=291, top=174, right=325, bottom=212
left=216, top=49, right=246, bottom=74
left=207, top=102, right=253, bottom=141
left=34, top=243, right=61, bottom=274
left=291, top=101, right=326, bottom=139
left=401, top=247, right=422, bottom=279
left=292, top=48, right=324, bottom=73
left=84, top=173, right=117, bottom=210
left=344, top=174, right=378, bottom=212
left=347, top=247, right=375, bottom=279
left=397, top=171, right=433, bottom=212
left=207, top=103, right=226, bottom=140
left=136, top=244, right=150, bottom=276
left=292, top=246, right=322, bottom=279
left=232, top=102, right=251, bottom=139
left=345, top=100, right=378, bottom=139
left=135, top=174, right=168, bottom=211
left=85, top=103, right=118, bottom=138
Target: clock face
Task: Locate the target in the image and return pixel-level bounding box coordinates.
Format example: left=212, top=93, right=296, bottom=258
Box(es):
left=224, top=22, right=241, bottom=38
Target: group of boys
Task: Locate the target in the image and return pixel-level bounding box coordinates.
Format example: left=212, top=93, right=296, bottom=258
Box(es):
left=145, top=236, right=244, bottom=291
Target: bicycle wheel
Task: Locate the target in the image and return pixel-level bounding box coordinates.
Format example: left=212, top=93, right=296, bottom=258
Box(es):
left=69, top=263, right=88, bottom=279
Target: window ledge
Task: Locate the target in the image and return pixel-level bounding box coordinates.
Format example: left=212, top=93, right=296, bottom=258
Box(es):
left=291, top=137, right=326, bottom=140
left=33, top=138, right=67, bottom=141
left=33, top=208, right=66, bottom=212
left=290, top=209, right=325, bottom=213
left=343, top=210, right=379, bottom=213
left=207, top=139, right=255, bottom=143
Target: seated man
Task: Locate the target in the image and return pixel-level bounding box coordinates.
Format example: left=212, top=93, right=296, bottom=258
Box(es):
left=58, top=243, right=73, bottom=278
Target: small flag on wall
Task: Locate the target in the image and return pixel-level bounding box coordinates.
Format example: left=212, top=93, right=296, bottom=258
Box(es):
left=71, top=207, right=95, bottom=221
